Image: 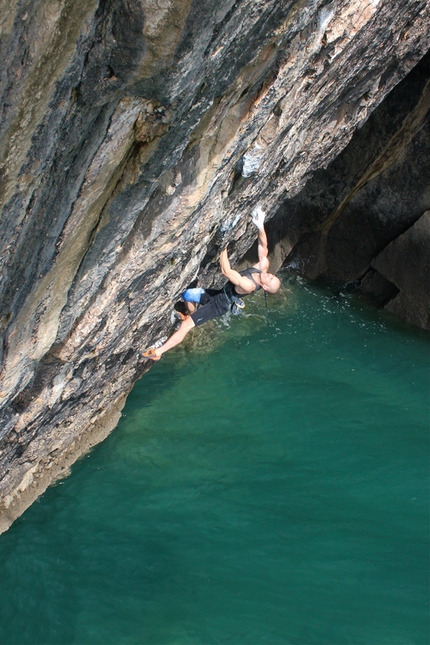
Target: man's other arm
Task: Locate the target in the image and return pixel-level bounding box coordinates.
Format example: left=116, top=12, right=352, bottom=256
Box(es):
left=219, top=249, right=256, bottom=292
left=256, top=226, right=270, bottom=272
left=252, top=206, right=270, bottom=272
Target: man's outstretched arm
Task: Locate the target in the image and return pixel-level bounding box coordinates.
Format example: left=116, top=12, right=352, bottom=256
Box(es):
left=252, top=207, right=270, bottom=272
left=219, top=248, right=257, bottom=291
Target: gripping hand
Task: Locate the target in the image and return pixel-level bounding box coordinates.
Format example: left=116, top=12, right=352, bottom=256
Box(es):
left=251, top=206, right=266, bottom=230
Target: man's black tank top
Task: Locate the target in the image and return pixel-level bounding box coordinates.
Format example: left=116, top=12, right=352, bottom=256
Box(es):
left=238, top=267, right=262, bottom=293
left=224, top=267, right=262, bottom=300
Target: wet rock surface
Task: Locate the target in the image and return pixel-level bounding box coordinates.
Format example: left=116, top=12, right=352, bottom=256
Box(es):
left=0, top=0, right=429, bottom=531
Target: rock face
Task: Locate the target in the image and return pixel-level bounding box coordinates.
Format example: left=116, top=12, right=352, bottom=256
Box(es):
left=370, top=211, right=430, bottom=328
left=271, top=50, right=430, bottom=326
left=0, top=0, right=429, bottom=532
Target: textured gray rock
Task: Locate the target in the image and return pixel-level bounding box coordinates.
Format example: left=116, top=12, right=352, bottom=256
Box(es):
left=0, top=0, right=429, bottom=531
left=270, top=51, right=430, bottom=283
left=371, top=212, right=430, bottom=329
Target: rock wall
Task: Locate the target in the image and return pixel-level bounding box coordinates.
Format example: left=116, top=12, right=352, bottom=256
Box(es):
left=270, top=50, right=430, bottom=327
left=0, top=0, right=429, bottom=532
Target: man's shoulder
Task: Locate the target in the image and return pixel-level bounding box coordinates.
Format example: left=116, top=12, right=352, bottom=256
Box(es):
left=255, top=257, right=269, bottom=272
left=241, top=264, right=262, bottom=275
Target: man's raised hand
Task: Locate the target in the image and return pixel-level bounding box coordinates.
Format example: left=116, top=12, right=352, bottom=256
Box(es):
left=251, top=206, right=266, bottom=230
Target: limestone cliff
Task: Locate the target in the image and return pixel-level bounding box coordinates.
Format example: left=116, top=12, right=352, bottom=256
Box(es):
left=269, top=51, right=430, bottom=327
left=0, top=0, right=429, bottom=532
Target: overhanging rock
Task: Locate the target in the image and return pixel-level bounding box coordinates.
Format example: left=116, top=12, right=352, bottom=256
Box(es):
left=0, top=0, right=429, bottom=531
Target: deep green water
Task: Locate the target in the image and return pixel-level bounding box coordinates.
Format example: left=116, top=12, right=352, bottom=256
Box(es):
left=0, top=277, right=428, bottom=645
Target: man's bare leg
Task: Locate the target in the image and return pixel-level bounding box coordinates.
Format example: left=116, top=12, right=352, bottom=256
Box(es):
left=185, top=301, right=197, bottom=314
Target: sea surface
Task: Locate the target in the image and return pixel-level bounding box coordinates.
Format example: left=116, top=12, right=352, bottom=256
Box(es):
left=0, top=277, right=428, bottom=645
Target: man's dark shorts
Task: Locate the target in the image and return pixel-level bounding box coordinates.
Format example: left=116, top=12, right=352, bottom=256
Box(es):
left=186, top=288, right=231, bottom=327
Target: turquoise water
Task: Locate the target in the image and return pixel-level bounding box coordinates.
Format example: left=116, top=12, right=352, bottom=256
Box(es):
left=0, top=277, right=428, bottom=645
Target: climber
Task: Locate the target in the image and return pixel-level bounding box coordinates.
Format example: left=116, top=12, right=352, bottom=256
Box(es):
left=141, top=206, right=281, bottom=361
